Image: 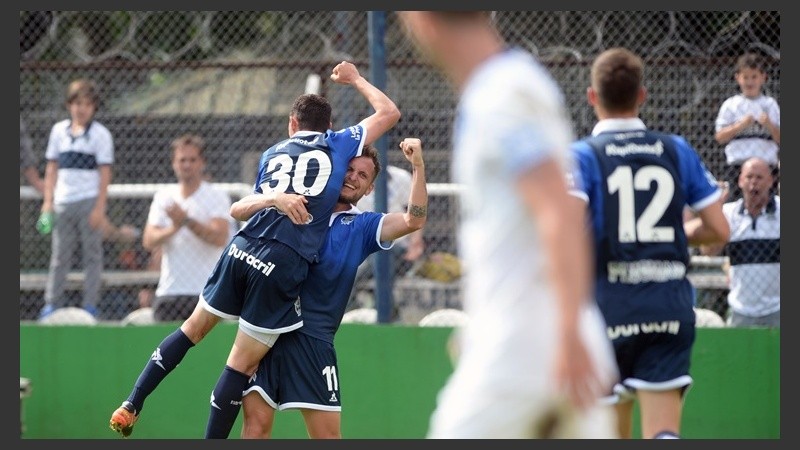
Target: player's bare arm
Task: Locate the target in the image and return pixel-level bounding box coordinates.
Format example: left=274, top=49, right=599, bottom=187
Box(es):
left=380, top=138, right=427, bottom=241
left=330, top=61, right=400, bottom=146
left=516, top=156, right=606, bottom=411
left=684, top=200, right=730, bottom=247
left=230, top=192, right=310, bottom=225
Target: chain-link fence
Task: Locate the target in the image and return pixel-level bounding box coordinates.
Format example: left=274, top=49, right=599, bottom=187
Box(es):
left=20, top=11, right=780, bottom=322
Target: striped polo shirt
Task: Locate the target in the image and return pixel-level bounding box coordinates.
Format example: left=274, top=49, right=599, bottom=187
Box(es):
left=45, top=119, right=114, bottom=204
left=723, top=195, right=780, bottom=317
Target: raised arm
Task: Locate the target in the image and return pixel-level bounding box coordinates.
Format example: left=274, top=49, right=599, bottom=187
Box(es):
left=330, top=61, right=401, bottom=146
left=379, top=138, right=427, bottom=241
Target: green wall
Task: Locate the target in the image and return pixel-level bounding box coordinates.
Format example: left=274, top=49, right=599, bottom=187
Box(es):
left=19, top=324, right=779, bottom=439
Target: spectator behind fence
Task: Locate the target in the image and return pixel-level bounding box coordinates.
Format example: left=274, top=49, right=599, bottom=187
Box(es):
left=348, top=164, right=426, bottom=310
left=714, top=52, right=780, bottom=199
left=142, top=134, right=234, bottom=322
left=38, top=78, right=114, bottom=320
left=20, top=117, right=44, bottom=194
left=570, top=47, right=730, bottom=439
left=700, top=157, right=779, bottom=328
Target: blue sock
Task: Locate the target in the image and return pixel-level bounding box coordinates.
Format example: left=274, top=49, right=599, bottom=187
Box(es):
left=205, top=365, right=250, bottom=438
left=126, top=329, right=195, bottom=414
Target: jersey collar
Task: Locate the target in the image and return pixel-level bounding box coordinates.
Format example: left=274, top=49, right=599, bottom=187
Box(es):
left=591, top=118, right=646, bottom=136
left=737, top=195, right=777, bottom=216
left=329, top=204, right=362, bottom=226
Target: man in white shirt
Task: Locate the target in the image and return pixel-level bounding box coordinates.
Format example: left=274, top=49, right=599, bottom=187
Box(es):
left=142, top=134, right=234, bottom=321
left=701, top=157, right=779, bottom=327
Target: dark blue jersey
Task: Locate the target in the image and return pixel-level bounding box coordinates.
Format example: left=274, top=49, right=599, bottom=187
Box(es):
left=242, top=209, right=387, bottom=411
left=571, top=124, right=720, bottom=325
left=298, top=209, right=386, bottom=344
left=238, top=127, right=366, bottom=263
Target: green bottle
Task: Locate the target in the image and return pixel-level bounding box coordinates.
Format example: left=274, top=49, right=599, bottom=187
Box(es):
left=36, top=211, right=55, bottom=235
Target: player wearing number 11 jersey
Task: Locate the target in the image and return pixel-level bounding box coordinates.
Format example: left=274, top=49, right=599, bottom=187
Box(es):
left=569, top=47, right=729, bottom=439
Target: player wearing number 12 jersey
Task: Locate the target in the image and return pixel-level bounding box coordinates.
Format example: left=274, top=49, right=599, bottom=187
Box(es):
left=568, top=47, right=729, bottom=439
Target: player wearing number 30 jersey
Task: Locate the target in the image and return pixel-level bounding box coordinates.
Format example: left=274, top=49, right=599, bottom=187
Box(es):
left=200, top=61, right=400, bottom=438
left=108, top=61, right=400, bottom=440
left=243, top=126, right=366, bottom=263
left=202, top=125, right=367, bottom=334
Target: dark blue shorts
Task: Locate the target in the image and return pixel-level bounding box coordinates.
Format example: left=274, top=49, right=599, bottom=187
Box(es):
left=243, top=331, right=341, bottom=411
left=201, top=235, right=308, bottom=333
left=607, top=318, right=696, bottom=401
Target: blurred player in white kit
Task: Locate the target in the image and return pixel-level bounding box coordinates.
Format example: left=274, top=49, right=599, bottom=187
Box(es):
left=399, top=11, right=619, bottom=438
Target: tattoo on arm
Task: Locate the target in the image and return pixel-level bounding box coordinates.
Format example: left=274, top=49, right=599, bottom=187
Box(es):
left=409, top=204, right=427, bottom=218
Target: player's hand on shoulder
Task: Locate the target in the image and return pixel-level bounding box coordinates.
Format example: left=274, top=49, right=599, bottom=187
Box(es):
left=275, top=193, right=310, bottom=225
left=330, top=61, right=360, bottom=85
left=399, top=137, right=424, bottom=166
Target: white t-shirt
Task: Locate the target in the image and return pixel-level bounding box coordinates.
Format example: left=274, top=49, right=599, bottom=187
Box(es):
left=442, top=46, right=617, bottom=402
left=715, top=93, right=780, bottom=165
left=45, top=119, right=114, bottom=204
left=147, top=181, right=234, bottom=296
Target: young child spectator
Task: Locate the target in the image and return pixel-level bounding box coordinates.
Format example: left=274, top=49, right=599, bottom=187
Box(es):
left=38, top=78, right=114, bottom=320
left=714, top=52, right=780, bottom=199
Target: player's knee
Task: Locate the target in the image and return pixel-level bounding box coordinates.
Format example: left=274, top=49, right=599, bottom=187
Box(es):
left=181, top=309, right=219, bottom=342
left=308, top=427, right=341, bottom=439
left=241, top=397, right=273, bottom=438
left=241, top=420, right=271, bottom=439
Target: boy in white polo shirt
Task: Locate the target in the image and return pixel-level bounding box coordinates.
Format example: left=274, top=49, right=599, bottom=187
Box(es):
left=714, top=52, right=780, bottom=199
left=38, top=78, right=114, bottom=319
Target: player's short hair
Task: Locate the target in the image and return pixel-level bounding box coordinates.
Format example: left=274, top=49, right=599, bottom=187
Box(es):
left=291, top=93, right=332, bottom=133
left=361, top=143, right=382, bottom=182
left=65, top=78, right=100, bottom=108
left=170, top=133, right=206, bottom=160
left=591, top=47, right=643, bottom=113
